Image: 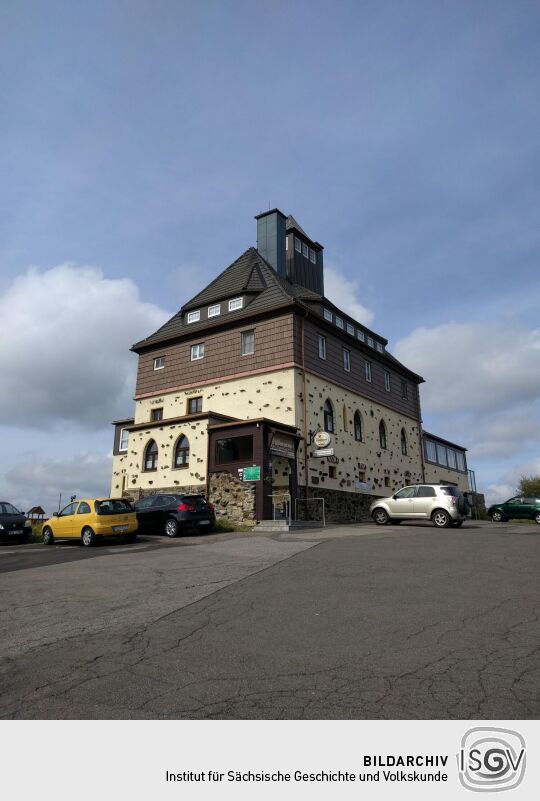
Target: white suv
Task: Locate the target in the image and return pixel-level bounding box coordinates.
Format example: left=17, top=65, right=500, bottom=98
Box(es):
left=369, top=484, right=468, bottom=528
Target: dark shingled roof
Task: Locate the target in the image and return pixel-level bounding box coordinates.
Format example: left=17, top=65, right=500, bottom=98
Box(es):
left=286, top=214, right=309, bottom=238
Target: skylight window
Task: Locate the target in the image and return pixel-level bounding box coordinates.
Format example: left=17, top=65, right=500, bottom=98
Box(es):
left=187, top=310, right=200, bottom=324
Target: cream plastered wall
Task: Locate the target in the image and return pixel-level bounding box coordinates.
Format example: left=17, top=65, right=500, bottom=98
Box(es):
left=294, top=369, right=424, bottom=496
left=111, top=369, right=297, bottom=496
left=424, top=462, right=470, bottom=492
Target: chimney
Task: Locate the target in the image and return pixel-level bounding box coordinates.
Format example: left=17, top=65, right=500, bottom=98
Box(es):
left=255, top=208, right=287, bottom=278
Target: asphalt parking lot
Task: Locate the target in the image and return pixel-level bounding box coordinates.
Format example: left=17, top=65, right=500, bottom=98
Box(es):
left=0, top=521, right=538, bottom=719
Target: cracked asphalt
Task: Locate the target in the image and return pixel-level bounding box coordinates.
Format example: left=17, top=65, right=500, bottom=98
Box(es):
left=0, top=521, right=538, bottom=719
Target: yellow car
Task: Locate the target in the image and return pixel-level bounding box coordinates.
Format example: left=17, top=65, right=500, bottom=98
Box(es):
left=42, top=498, right=138, bottom=547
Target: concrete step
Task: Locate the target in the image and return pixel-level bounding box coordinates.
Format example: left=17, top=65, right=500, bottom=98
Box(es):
left=254, top=520, right=324, bottom=532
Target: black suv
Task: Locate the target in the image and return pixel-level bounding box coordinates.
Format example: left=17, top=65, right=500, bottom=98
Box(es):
left=134, top=494, right=216, bottom=537
left=0, top=501, right=31, bottom=543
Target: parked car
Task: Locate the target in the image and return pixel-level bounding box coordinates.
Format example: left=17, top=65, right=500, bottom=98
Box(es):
left=42, top=498, right=138, bottom=546
left=369, top=484, right=469, bottom=528
left=0, top=501, right=32, bottom=544
left=488, top=496, right=540, bottom=524
left=134, top=493, right=215, bottom=537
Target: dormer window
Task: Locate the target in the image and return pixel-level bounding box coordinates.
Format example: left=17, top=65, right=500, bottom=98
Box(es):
left=153, top=357, right=165, bottom=370
left=346, top=323, right=354, bottom=336
left=376, top=342, right=383, bottom=353
left=208, top=304, right=220, bottom=318
left=335, top=317, right=344, bottom=330
left=357, top=330, right=365, bottom=342
left=310, top=249, right=316, bottom=263
left=367, top=336, right=374, bottom=348
left=295, top=237, right=302, bottom=253
left=323, top=309, right=332, bottom=322
left=229, top=297, right=243, bottom=311
left=187, top=310, right=200, bottom=324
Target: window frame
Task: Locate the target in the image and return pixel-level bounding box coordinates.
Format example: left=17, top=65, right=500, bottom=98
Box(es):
left=173, top=435, right=190, bottom=468
left=346, top=323, right=355, bottom=336
left=295, top=236, right=302, bottom=253
left=150, top=407, right=163, bottom=422
left=401, top=379, right=409, bottom=399
left=318, top=334, right=327, bottom=360
left=384, top=370, right=391, bottom=392
left=208, top=304, right=221, bottom=318
left=365, top=360, right=372, bottom=382
left=323, top=399, right=334, bottom=433
left=187, top=397, right=202, bottom=414
left=379, top=420, right=387, bottom=450
left=401, top=428, right=407, bottom=455
left=187, top=310, right=201, bottom=324
left=343, top=348, right=350, bottom=372
left=143, top=440, right=158, bottom=471
left=323, top=308, right=333, bottom=322
left=153, top=356, right=165, bottom=371
left=335, top=316, right=344, bottom=330
left=190, top=343, right=205, bottom=361
left=119, top=428, right=129, bottom=452
left=228, top=297, right=243, bottom=312
left=241, top=329, right=255, bottom=356
left=354, top=411, right=363, bottom=442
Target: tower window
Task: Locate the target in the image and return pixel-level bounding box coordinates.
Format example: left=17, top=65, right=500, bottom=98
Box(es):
left=241, top=330, right=255, bottom=355
left=318, top=335, right=326, bottom=359
left=302, top=242, right=308, bottom=258
left=365, top=361, right=372, bottom=382
left=343, top=348, right=350, bottom=372
left=310, top=249, right=316, bottom=263
left=295, top=237, right=302, bottom=252
left=384, top=371, right=391, bottom=392
left=153, top=356, right=165, bottom=370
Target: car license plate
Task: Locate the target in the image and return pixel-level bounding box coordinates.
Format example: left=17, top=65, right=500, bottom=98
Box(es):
left=113, top=525, right=129, bottom=532
left=9, top=530, right=22, bottom=536
left=198, top=520, right=210, bottom=526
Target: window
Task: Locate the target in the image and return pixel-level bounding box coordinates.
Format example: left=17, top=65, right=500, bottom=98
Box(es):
left=151, top=408, right=163, bottom=422
left=436, top=443, right=448, bottom=466
left=187, top=397, right=202, bottom=414
left=323, top=399, right=334, bottom=433
left=447, top=448, right=457, bottom=469
left=358, top=469, right=365, bottom=482
left=456, top=452, right=466, bottom=472
left=191, top=343, right=205, bottom=360
left=376, top=342, right=383, bottom=353
left=187, top=310, right=200, bottom=324
left=335, top=317, right=344, bottom=329
left=59, top=502, right=77, bottom=517
left=401, top=380, right=409, bottom=399
left=379, top=420, right=387, bottom=449
left=357, top=330, right=365, bottom=342
left=417, top=486, right=436, bottom=497
left=77, top=502, right=91, bottom=514
left=229, top=297, right=243, bottom=311
left=384, top=371, right=391, bottom=392
left=241, top=330, right=255, bottom=355
left=174, top=435, right=190, bottom=468
left=367, top=336, right=374, bottom=348
left=310, top=249, right=316, bottom=263
left=354, top=411, right=363, bottom=442
left=144, top=440, right=158, bottom=471
left=119, top=428, right=129, bottom=451
left=328, top=466, right=337, bottom=479
left=216, top=435, right=253, bottom=463
left=208, top=304, right=220, bottom=318
left=285, top=237, right=288, bottom=251
left=318, top=335, right=326, bottom=359
left=323, top=308, right=333, bottom=322
left=384, top=476, right=390, bottom=487
left=153, top=356, right=165, bottom=370
left=343, top=348, right=350, bottom=372
left=425, top=440, right=437, bottom=462
left=302, top=242, right=308, bottom=257
left=346, top=323, right=354, bottom=336
left=401, top=428, right=407, bottom=455
left=365, top=360, right=372, bottom=382
left=394, top=487, right=416, bottom=499
left=295, top=237, right=302, bottom=252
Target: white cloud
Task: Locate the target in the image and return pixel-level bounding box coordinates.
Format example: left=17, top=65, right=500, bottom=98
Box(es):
left=324, top=267, right=375, bottom=326
left=0, top=264, right=169, bottom=429
left=484, top=457, right=540, bottom=506
left=3, top=452, right=113, bottom=515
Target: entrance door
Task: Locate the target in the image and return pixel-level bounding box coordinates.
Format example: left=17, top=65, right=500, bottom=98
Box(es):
left=271, top=457, right=291, bottom=519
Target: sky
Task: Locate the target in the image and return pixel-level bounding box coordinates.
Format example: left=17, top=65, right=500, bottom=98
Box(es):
left=1, top=0, right=539, bottom=513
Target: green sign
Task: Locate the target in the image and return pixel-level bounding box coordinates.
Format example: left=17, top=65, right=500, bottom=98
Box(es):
left=243, top=465, right=261, bottom=481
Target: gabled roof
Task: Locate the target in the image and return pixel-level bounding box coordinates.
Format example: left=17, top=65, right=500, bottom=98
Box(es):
left=286, top=214, right=309, bottom=238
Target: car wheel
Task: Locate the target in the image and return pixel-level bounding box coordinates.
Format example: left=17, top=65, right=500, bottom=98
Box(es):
left=372, top=508, right=389, bottom=525
left=535, top=513, right=540, bottom=525
left=81, top=527, right=96, bottom=547
left=125, top=532, right=137, bottom=543
left=491, top=511, right=504, bottom=522
left=42, top=526, right=54, bottom=545
left=165, top=518, right=179, bottom=538
left=432, top=509, right=451, bottom=528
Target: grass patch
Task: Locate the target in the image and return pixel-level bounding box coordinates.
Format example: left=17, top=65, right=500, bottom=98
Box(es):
left=213, top=517, right=253, bottom=533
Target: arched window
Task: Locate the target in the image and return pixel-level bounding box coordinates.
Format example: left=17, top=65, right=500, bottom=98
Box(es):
left=401, top=428, right=407, bottom=455
left=354, top=411, right=363, bottom=442
left=323, top=399, right=334, bottom=433
left=174, top=435, right=190, bottom=468
left=144, top=439, right=158, bottom=471
left=379, top=420, right=387, bottom=450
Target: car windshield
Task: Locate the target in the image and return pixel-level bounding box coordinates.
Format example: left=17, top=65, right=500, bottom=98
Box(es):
left=181, top=495, right=209, bottom=510
left=95, top=499, right=133, bottom=515
left=0, top=502, right=22, bottom=515
left=440, top=486, right=460, bottom=496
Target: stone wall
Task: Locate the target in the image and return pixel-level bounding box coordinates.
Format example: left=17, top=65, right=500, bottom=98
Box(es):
left=208, top=472, right=256, bottom=524
left=297, top=485, right=374, bottom=523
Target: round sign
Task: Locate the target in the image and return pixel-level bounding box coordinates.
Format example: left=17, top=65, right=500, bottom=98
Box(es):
left=313, top=430, right=331, bottom=448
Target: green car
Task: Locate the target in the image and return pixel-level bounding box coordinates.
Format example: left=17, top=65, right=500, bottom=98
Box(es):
left=488, top=496, right=540, bottom=524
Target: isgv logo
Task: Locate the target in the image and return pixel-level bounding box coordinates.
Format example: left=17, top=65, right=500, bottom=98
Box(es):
left=458, top=727, right=526, bottom=792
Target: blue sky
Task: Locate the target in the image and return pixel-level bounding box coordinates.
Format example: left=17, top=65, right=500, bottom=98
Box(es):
left=1, top=0, right=539, bottom=512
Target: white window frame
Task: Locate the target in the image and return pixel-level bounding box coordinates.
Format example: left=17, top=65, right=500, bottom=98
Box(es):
left=119, top=428, right=129, bottom=452
left=335, top=317, right=344, bottom=330
left=241, top=330, right=255, bottom=356
left=365, top=360, right=372, bottom=382
left=187, top=310, right=200, bottom=324
left=447, top=448, right=457, bottom=469
left=190, top=343, right=205, bottom=361
left=343, top=348, right=350, bottom=372
left=346, top=323, right=354, bottom=336
left=318, top=335, right=326, bottom=360
left=153, top=356, right=165, bottom=370
left=208, top=304, right=221, bottom=318
left=302, top=242, right=308, bottom=258
left=228, top=297, right=243, bottom=312
left=367, top=336, right=374, bottom=348
left=357, top=330, right=365, bottom=342
left=384, top=370, right=391, bottom=392
left=323, top=308, right=333, bottom=322
left=456, top=452, right=466, bottom=472
left=376, top=342, right=383, bottom=353
left=425, top=440, right=437, bottom=462
left=295, top=237, right=302, bottom=252
left=309, top=248, right=316, bottom=263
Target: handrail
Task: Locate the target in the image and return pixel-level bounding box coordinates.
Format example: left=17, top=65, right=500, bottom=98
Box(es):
left=267, top=492, right=291, bottom=525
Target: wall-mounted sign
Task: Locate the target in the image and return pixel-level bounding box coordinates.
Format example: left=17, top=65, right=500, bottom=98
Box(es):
left=269, top=434, right=296, bottom=459
left=314, top=448, right=334, bottom=457
left=185, top=388, right=204, bottom=396
left=314, top=431, right=331, bottom=448
left=243, top=465, right=261, bottom=481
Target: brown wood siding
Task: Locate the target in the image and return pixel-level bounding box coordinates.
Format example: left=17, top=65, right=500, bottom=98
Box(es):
left=135, top=314, right=295, bottom=397
left=300, top=319, right=421, bottom=419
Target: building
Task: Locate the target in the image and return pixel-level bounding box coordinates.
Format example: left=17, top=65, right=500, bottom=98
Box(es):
left=111, top=209, right=471, bottom=522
